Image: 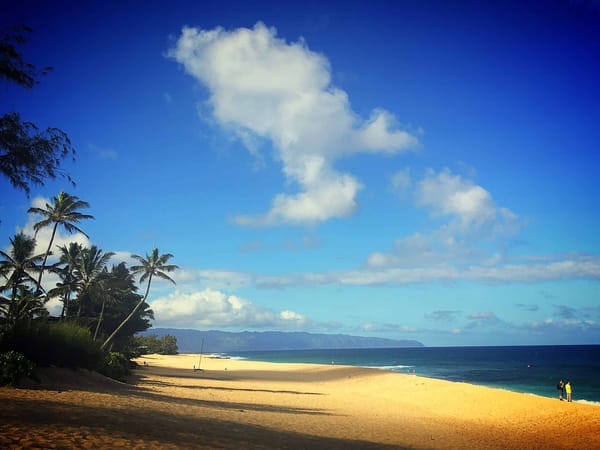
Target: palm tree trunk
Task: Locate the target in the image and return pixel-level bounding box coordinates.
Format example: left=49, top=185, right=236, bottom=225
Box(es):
left=36, top=223, right=58, bottom=294
left=93, top=298, right=106, bottom=340
left=101, top=274, right=152, bottom=350
left=60, top=289, right=71, bottom=320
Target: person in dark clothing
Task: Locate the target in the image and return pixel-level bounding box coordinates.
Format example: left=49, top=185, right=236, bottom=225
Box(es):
left=557, top=379, right=564, bottom=401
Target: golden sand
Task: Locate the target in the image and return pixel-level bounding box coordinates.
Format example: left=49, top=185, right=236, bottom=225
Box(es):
left=1, top=353, right=599, bottom=449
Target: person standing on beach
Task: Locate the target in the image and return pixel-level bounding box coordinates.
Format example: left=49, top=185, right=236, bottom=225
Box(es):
left=557, top=380, right=564, bottom=401
left=565, top=381, right=572, bottom=402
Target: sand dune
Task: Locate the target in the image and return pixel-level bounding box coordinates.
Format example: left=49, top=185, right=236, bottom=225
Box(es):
left=1, top=353, right=598, bottom=449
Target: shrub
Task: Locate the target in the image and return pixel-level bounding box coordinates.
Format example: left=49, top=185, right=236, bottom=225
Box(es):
left=0, top=322, right=103, bottom=370
left=41, top=322, right=104, bottom=369
left=98, top=351, right=130, bottom=381
left=0, top=351, right=35, bottom=386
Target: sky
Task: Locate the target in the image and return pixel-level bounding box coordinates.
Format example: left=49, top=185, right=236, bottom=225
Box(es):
left=1, top=0, right=599, bottom=346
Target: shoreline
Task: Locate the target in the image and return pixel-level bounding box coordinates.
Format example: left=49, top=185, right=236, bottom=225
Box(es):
left=1, top=353, right=599, bottom=449
left=223, top=348, right=600, bottom=405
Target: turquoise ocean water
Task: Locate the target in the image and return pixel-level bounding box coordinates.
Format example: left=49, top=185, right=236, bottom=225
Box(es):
left=228, top=345, right=600, bottom=404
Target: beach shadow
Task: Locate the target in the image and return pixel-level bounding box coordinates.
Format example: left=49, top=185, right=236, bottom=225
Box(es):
left=132, top=364, right=378, bottom=384
left=0, top=394, right=409, bottom=450
left=125, top=386, right=332, bottom=416
left=20, top=368, right=327, bottom=416
left=133, top=373, right=323, bottom=396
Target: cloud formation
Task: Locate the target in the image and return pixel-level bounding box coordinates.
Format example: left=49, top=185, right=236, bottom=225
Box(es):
left=369, top=168, right=521, bottom=270
left=149, top=288, right=307, bottom=329
left=416, top=168, right=519, bottom=237
left=172, top=253, right=600, bottom=290
left=170, top=23, right=418, bottom=226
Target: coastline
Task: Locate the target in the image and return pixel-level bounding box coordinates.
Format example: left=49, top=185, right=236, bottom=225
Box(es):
left=1, top=353, right=599, bottom=449
left=228, top=345, right=600, bottom=404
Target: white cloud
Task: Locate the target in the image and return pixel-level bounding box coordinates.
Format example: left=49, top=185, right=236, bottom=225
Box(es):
left=172, top=268, right=254, bottom=290
left=366, top=169, right=520, bottom=270
left=235, top=172, right=362, bottom=226
left=426, top=310, right=461, bottom=322
left=528, top=317, right=599, bottom=335
left=366, top=252, right=401, bottom=268
left=173, top=254, right=600, bottom=289
left=110, top=251, right=137, bottom=267
left=149, top=288, right=307, bottom=329
left=416, top=168, right=519, bottom=236
left=170, top=23, right=418, bottom=226
left=352, top=256, right=600, bottom=286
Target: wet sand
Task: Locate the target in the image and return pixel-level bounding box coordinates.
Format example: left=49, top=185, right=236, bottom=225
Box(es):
left=1, top=353, right=599, bottom=449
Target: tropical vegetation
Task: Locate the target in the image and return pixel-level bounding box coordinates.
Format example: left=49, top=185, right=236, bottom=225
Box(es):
left=0, top=191, right=178, bottom=384
left=1, top=27, right=178, bottom=385
left=133, top=334, right=178, bottom=355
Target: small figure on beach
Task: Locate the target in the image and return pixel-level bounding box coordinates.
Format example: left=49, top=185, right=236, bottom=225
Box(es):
left=565, top=380, right=572, bottom=402
left=557, top=379, right=564, bottom=401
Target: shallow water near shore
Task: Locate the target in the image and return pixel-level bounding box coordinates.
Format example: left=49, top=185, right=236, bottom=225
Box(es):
left=230, top=345, right=600, bottom=403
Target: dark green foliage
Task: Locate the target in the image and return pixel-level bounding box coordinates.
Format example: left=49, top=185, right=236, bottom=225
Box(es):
left=0, top=286, right=48, bottom=328
left=0, top=25, right=51, bottom=88
left=133, top=334, right=178, bottom=355
left=0, top=113, right=76, bottom=195
left=1, top=26, right=75, bottom=196
left=0, top=350, right=35, bottom=386
left=0, top=322, right=103, bottom=370
left=102, top=248, right=177, bottom=350
left=95, top=264, right=153, bottom=353
left=97, top=351, right=130, bottom=381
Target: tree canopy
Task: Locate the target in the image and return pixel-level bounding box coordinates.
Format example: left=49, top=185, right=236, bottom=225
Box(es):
left=0, top=25, right=75, bottom=196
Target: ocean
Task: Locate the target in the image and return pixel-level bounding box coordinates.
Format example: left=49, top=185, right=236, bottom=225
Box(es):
left=228, top=345, right=600, bottom=404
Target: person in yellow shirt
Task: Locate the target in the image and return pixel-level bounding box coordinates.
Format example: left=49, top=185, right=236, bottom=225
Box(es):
left=565, top=380, right=572, bottom=402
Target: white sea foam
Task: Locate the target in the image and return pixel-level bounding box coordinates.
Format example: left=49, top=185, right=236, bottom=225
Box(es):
left=365, top=365, right=415, bottom=371
left=205, top=353, right=233, bottom=359
left=574, top=399, right=600, bottom=407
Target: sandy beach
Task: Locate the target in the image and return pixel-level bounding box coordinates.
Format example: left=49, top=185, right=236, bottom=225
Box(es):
left=1, top=353, right=599, bottom=449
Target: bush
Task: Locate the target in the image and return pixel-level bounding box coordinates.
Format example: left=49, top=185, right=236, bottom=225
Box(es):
left=0, top=351, right=35, bottom=386
left=98, top=351, right=130, bottom=381
left=0, top=322, right=103, bottom=370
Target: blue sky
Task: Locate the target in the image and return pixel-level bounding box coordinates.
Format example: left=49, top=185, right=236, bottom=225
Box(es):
left=2, top=0, right=599, bottom=346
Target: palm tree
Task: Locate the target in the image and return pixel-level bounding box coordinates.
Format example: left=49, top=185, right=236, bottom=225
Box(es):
left=92, top=270, right=117, bottom=340
left=50, top=242, right=82, bottom=319
left=27, top=191, right=93, bottom=293
left=73, top=245, right=114, bottom=320
left=0, top=232, right=43, bottom=302
left=0, top=286, right=47, bottom=327
left=102, top=248, right=177, bottom=350
left=0, top=233, right=46, bottom=328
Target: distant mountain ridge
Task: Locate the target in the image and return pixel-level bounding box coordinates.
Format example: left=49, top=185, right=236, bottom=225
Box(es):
left=142, top=328, right=424, bottom=353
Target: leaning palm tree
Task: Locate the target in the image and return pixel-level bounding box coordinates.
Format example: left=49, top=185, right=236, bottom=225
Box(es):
left=27, top=191, right=94, bottom=293
left=102, top=248, right=177, bottom=350
left=92, top=265, right=134, bottom=341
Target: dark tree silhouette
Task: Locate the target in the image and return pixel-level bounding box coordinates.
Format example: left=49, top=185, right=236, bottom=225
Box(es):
left=0, top=25, right=75, bottom=196
left=102, top=248, right=177, bottom=350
